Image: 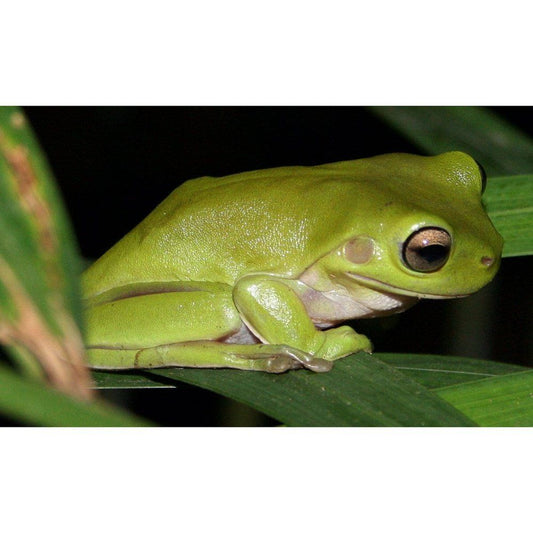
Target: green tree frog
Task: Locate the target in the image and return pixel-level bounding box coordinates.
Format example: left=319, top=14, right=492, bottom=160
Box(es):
left=82, top=152, right=503, bottom=373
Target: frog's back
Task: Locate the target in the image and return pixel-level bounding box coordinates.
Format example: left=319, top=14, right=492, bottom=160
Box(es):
left=82, top=154, right=451, bottom=298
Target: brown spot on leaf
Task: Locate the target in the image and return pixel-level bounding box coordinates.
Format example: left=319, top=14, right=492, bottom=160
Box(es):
left=0, top=138, right=56, bottom=257
left=0, top=258, right=94, bottom=400
left=0, top=124, right=94, bottom=400
left=10, top=112, right=25, bottom=129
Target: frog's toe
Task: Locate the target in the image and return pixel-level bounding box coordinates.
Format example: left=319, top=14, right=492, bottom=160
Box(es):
left=301, top=357, right=333, bottom=373
left=264, top=356, right=302, bottom=373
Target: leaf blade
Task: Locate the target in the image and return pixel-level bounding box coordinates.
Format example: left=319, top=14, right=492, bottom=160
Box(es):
left=0, top=107, right=92, bottom=398
left=95, top=354, right=477, bottom=426
left=436, top=370, right=533, bottom=426
left=376, top=353, right=528, bottom=389
left=484, top=175, right=533, bottom=257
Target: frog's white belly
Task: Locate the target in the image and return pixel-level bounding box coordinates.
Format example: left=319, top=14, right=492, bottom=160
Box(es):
left=296, top=276, right=418, bottom=328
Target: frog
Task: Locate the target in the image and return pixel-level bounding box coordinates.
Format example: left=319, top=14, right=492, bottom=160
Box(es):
left=82, top=151, right=503, bottom=373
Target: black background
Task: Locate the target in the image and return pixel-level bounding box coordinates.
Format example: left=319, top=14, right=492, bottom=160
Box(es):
left=12, top=107, right=533, bottom=425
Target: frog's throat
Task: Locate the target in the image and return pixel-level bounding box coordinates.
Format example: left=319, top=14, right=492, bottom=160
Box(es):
left=345, top=273, right=470, bottom=300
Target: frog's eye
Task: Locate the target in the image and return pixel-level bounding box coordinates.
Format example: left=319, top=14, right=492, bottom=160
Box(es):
left=402, top=227, right=452, bottom=272
left=474, top=158, right=487, bottom=193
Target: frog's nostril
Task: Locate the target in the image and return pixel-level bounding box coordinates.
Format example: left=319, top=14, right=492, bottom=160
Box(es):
left=481, top=256, right=494, bottom=267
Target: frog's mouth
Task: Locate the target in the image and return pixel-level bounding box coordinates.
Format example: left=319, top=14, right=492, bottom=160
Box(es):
left=345, top=272, right=471, bottom=300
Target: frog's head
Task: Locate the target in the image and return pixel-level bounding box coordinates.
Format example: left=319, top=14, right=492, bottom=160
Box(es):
left=316, top=152, right=503, bottom=299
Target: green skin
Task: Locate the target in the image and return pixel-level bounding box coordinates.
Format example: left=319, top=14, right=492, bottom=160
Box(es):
left=82, top=151, right=503, bottom=373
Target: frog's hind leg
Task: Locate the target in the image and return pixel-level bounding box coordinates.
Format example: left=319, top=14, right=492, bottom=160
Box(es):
left=84, top=281, right=331, bottom=373
left=85, top=281, right=241, bottom=367
left=87, top=341, right=332, bottom=373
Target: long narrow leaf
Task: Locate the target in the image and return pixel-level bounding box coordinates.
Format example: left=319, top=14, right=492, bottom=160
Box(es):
left=93, top=353, right=533, bottom=426
left=484, top=175, right=533, bottom=257
left=0, top=107, right=92, bottom=399
left=377, top=353, right=528, bottom=389
left=93, top=353, right=529, bottom=390
left=106, top=354, right=477, bottom=426
left=436, top=370, right=533, bottom=426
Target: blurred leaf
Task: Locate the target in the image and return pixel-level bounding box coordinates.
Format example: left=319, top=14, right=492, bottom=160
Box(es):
left=369, top=106, right=533, bottom=175
left=484, top=175, right=533, bottom=257
left=0, top=107, right=92, bottom=399
left=0, top=107, right=83, bottom=324
left=95, top=353, right=476, bottom=426
left=436, top=370, right=533, bottom=426
left=0, top=362, right=150, bottom=426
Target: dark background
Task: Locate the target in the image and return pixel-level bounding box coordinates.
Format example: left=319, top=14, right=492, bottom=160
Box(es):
left=13, top=107, right=533, bottom=425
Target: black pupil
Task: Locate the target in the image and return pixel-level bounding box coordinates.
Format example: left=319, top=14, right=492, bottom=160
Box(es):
left=418, top=244, right=448, bottom=266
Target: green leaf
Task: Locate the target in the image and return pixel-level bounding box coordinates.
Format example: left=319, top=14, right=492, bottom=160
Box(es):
left=368, top=106, right=533, bottom=175
left=377, top=353, right=528, bottom=389
left=93, top=352, right=530, bottom=391
left=484, top=175, right=533, bottom=257
left=0, top=362, right=150, bottom=426
left=0, top=107, right=83, bottom=327
left=95, top=353, right=477, bottom=426
left=436, top=370, right=533, bottom=426
left=0, top=107, right=93, bottom=398
left=94, top=353, right=533, bottom=426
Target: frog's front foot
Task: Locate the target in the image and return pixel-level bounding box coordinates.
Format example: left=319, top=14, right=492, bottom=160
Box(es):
left=317, top=326, right=373, bottom=361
